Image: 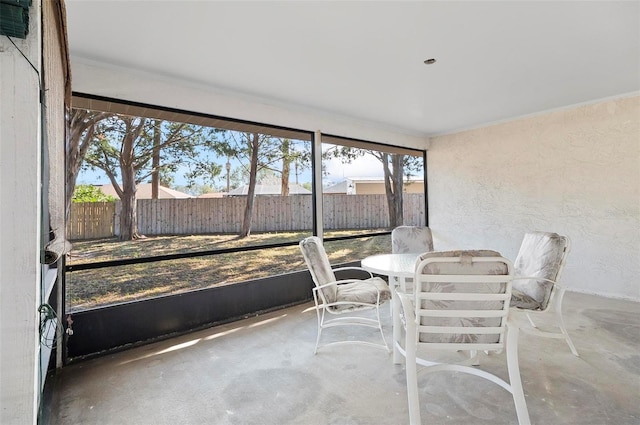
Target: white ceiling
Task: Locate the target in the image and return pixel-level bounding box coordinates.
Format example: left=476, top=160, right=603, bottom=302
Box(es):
left=65, top=1, right=640, bottom=137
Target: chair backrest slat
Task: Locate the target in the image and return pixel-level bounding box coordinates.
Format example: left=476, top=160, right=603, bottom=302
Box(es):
left=422, top=342, right=504, bottom=351
left=413, top=250, right=513, bottom=348
left=418, top=325, right=506, bottom=334
left=420, top=275, right=513, bottom=284
left=417, top=309, right=509, bottom=318
left=419, top=292, right=510, bottom=302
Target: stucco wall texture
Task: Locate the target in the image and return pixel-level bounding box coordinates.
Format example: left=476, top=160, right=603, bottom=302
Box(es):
left=428, top=95, right=639, bottom=300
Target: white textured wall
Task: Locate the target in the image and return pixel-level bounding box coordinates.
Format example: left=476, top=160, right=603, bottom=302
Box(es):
left=428, top=95, right=640, bottom=300
left=0, top=3, right=42, bottom=423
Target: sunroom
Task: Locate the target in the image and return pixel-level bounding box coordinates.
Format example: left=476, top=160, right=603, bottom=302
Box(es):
left=1, top=1, right=638, bottom=424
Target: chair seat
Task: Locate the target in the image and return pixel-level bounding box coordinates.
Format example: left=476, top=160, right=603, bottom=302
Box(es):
left=510, top=289, right=543, bottom=310
left=331, top=277, right=391, bottom=312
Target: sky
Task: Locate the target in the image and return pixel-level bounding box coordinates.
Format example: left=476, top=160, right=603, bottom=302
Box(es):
left=322, top=154, right=387, bottom=183
left=76, top=146, right=391, bottom=190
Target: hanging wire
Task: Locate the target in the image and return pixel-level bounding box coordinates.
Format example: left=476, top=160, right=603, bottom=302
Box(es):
left=38, top=304, right=63, bottom=349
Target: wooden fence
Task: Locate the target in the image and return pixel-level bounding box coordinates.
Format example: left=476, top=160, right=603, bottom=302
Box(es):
left=68, top=194, right=425, bottom=240
left=67, top=202, right=116, bottom=240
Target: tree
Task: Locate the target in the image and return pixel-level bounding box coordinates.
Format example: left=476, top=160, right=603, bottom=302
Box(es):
left=222, top=131, right=284, bottom=238
left=212, top=132, right=311, bottom=238
left=183, top=161, right=223, bottom=192
left=324, top=146, right=422, bottom=228
left=66, top=109, right=111, bottom=218
left=83, top=115, right=219, bottom=240
left=277, top=138, right=311, bottom=196
left=242, top=132, right=260, bottom=238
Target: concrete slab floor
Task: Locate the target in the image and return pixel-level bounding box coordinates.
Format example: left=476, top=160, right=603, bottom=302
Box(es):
left=44, top=292, right=639, bottom=425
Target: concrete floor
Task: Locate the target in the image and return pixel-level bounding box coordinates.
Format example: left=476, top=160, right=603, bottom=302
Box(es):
left=45, top=292, right=639, bottom=425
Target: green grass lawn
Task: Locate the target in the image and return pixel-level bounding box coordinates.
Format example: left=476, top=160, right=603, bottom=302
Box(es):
left=66, top=231, right=391, bottom=311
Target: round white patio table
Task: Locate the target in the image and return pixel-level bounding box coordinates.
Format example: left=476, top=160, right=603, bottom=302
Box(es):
left=361, top=253, right=418, bottom=363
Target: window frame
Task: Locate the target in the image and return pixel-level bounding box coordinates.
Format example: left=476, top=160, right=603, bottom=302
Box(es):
left=66, top=93, right=427, bottom=309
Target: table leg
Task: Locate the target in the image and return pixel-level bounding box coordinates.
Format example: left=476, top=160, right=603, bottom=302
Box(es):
left=392, top=275, right=404, bottom=364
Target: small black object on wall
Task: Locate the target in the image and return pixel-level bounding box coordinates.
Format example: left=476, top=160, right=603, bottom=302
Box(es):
left=0, top=0, right=32, bottom=39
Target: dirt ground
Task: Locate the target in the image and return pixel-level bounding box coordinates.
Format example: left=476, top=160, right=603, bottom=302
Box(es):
left=66, top=231, right=390, bottom=311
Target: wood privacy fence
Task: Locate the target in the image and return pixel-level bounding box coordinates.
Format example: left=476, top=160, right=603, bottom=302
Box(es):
left=68, top=202, right=116, bottom=240
left=68, top=194, right=425, bottom=240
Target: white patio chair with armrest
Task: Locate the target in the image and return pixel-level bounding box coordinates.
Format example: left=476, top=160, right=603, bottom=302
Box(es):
left=391, top=226, right=434, bottom=255
left=391, top=226, right=434, bottom=293
left=396, top=250, right=530, bottom=425
left=510, top=231, right=578, bottom=356
left=299, top=236, right=391, bottom=354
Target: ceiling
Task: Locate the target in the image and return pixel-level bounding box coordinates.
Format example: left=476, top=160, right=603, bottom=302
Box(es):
left=64, top=1, right=639, bottom=137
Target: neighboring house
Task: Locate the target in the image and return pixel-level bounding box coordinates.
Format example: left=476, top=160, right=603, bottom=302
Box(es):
left=227, top=183, right=311, bottom=196
left=100, top=183, right=191, bottom=199
left=324, top=177, right=424, bottom=195
left=197, top=192, right=226, bottom=198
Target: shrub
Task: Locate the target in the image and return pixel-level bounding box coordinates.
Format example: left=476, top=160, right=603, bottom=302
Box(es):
left=72, top=185, right=115, bottom=203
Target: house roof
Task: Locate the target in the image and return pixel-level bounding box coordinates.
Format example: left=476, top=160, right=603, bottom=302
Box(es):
left=100, top=183, right=191, bottom=200
left=65, top=1, right=639, bottom=137
left=323, top=181, right=349, bottom=195
left=227, top=184, right=311, bottom=196
left=345, top=177, right=424, bottom=183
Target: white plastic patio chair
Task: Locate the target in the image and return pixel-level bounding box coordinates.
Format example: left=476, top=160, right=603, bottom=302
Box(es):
left=391, top=226, right=434, bottom=255
left=299, top=236, right=391, bottom=354
left=510, top=231, right=578, bottom=356
left=391, top=226, right=433, bottom=293
left=396, top=250, right=530, bottom=425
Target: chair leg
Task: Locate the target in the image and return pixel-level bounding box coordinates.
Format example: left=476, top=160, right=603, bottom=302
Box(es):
left=392, top=291, right=403, bottom=363
left=405, top=329, right=421, bottom=425
left=557, top=310, right=579, bottom=357
left=522, top=289, right=579, bottom=357
left=506, top=323, right=531, bottom=425
left=314, top=304, right=389, bottom=354
left=314, top=307, right=324, bottom=355
left=375, top=304, right=390, bottom=352
left=554, top=289, right=579, bottom=357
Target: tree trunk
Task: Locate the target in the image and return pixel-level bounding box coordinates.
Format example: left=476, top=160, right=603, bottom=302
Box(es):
left=382, top=153, right=404, bottom=228
left=151, top=119, right=161, bottom=199
left=281, top=139, right=290, bottom=196
left=240, top=133, right=260, bottom=238
left=119, top=184, right=138, bottom=241
left=117, top=118, right=145, bottom=240
left=119, top=155, right=140, bottom=241
left=391, top=154, right=404, bottom=227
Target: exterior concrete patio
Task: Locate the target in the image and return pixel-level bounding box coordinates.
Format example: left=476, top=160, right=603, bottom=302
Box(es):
left=45, top=291, right=639, bottom=424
